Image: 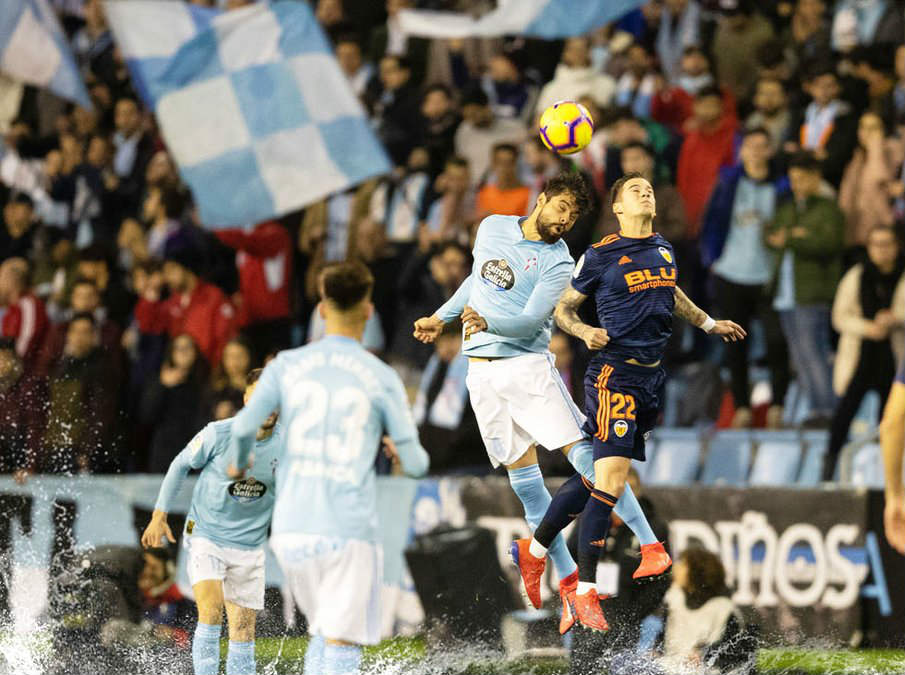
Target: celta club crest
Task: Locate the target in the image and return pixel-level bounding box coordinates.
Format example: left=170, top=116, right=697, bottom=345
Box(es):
left=658, top=246, right=673, bottom=264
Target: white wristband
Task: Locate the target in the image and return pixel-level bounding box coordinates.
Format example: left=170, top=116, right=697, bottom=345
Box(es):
left=700, top=315, right=716, bottom=333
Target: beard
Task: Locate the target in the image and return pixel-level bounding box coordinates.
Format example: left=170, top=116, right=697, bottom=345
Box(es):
left=536, top=212, right=564, bottom=244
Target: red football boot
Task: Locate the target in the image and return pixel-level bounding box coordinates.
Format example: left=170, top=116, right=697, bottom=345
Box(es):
left=632, top=541, right=673, bottom=581
left=509, top=538, right=545, bottom=609
left=558, top=570, right=578, bottom=634
left=572, top=588, right=609, bottom=632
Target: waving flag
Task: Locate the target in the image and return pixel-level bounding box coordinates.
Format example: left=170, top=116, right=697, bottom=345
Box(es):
left=399, top=0, right=646, bottom=40
left=0, top=0, right=91, bottom=107
left=104, top=0, right=391, bottom=228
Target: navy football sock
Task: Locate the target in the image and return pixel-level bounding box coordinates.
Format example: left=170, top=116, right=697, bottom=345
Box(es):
left=533, top=473, right=592, bottom=549
left=577, top=489, right=617, bottom=584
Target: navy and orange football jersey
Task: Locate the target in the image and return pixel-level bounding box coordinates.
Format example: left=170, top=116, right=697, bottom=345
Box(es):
left=571, top=232, right=677, bottom=365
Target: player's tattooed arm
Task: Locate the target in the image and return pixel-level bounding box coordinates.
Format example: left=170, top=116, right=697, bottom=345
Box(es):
left=673, top=287, right=747, bottom=342
left=555, top=287, right=609, bottom=350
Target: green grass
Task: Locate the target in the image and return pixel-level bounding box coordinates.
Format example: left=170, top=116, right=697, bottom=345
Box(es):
left=757, top=648, right=905, bottom=674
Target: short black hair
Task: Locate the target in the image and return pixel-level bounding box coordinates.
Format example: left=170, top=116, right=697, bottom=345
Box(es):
left=445, top=155, right=469, bottom=170
left=461, top=86, right=489, bottom=107
left=8, top=192, right=34, bottom=209
left=321, top=261, right=374, bottom=311
left=424, top=83, right=453, bottom=100
left=543, top=171, right=591, bottom=217
left=621, top=141, right=654, bottom=158
left=70, top=311, right=96, bottom=327
left=0, top=337, right=15, bottom=353
left=609, top=171, right=646, bottom=206
left=433, top=240, right=470, bottom=262
left=695, top=85, right=723, bottom=101
left=160, top=188, right=186, bottom=219
left=492, top=142, right=518, bottom=158
left=803, top=59, right=837, bottom=82
left=598, top=106, right=636, bottom=128
left=78, top=243, right=111, bottom=265
left=741, top=125, right=771, bottom=141
left=787, top=150, right=822, bottom=173
left=71, top=276, right=98, bottom=292
left=246, top=367, right=264, bottom=386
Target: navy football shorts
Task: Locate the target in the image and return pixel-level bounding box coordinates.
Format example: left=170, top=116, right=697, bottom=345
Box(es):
left=582, top=359, right=665, bottom=461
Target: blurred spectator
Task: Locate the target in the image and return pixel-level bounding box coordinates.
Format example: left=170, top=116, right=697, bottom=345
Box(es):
left=783, top=0, right=831, bottom=77
left=418, top=83, right=461, bottom=179
left=613, top=42, right=658, bottom=119
left=140, top=334, right=209, bottom=473
left=824, top=225, right=905, bottom=480
left=788, top=62, right=858, bottom=188
left=117, top=217, right=150, bottom=271
left=336, top=35, right=373, bottom=99
left=0, top=257, right=48, bottom=365
left=414, top=319, right=484, bottom=474
left=838, top=111, right=902, bottom=252
left=831, top=0, right=904, bottom=53
left=144, top=186, right=185, bottom=260
left=37, top=276, right=123, bottom=376
left=660, top=547, right=754, bottom=674
left=481, top=52, right=533, bottom=122
left=476, top=143, right=531, bottom=219
left=895, top=45, right=905, bottom=120
left=109, top=97, right=154, bottom=218
left=766, top=151, right=845, bottom=426
left=523, top=137, right=566, bottom=213
left=77, top=243, right=134, bottom=328
left=0, top=193, right=37, bottom=263
left=702, top=128, right=790, bottom=428
left=205, top=335, right=253, bottom=421
left=135, top=241, right=236, bottom=367
left=676, top=86, right=738, bottom=237
left=535, top=37, right=616, bottom=118
left=352, top=211, right=398, bottom=342
left=656, top=0, right=702, bottom=83
left=850, top=46, right=896, bottom=119
left=651, top=45, right=731, bottom=133
left=599, top=141, right=687, bottom=246
left=369, top=54, right=422, bottom=166
left=746, top=76, right=792, bottom=153
left=367, top=0, right=429, bottom=88
left=0, top=338, right=46, bottom=481
left=369, top=147, right=431, bottom=251
left=712, top=0, right=775, bottom=103
left=424, top=156, right=475, bottom=246
left=601, top=107, right=679, bottom=192
left=454, top=87, right=527, bottom=188
left=215, top=221, right=293, bottom=359
left=42, top=312, right=121, bottom=473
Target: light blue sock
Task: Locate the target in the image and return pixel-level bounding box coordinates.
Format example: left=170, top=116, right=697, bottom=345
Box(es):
left=226, top=640, right=255, bottom=675
left=567, top=439, right=658, bottom=546
left=323, top=643, right=362, bottom=675
left=192, top=622, right=221, bottom=675
left=508, top=464, right=577, bottom=580
left=304, top=635, right=325, bottom=674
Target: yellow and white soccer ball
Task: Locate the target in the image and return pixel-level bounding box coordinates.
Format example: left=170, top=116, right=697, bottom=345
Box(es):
left=538, top=100, right=594, bottom=155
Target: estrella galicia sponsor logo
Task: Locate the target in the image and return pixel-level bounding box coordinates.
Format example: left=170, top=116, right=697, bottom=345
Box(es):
left=480, top=258, right=515, bottom=290
left=228, top=477, right=267, bottom=503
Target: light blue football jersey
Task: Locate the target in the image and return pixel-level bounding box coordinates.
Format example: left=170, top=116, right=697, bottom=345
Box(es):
left=230, top=335, right=429, bottom=542
left=155, top=418, right=282, bottom=550
left=436, top=215, right=574, bottom=357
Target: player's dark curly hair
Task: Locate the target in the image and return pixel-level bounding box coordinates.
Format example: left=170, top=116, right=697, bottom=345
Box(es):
left=542, top=171, right=591, bottom=217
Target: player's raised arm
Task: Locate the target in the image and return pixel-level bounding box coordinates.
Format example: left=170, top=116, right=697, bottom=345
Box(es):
left=414, top=275, right=473, bottom=343
left=673, top=286, right=747, bottom=343
left=554, top=286, right=609, bottom=350
left=143, top=425, right=216, bottom=548
left=381, top=372, right=429, bottom=477
left=229, top=362, right=281, bottom=473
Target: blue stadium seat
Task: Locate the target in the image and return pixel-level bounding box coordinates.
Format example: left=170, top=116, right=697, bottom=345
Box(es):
left=646, top=429, right=701, bottom=485
left=797, top=430, right=829, bottom=486
left=748, top=431, right=801, bottom=486
left=700, top=431, right=753, bottom=486
left=850, top=443, right=884, bottom=488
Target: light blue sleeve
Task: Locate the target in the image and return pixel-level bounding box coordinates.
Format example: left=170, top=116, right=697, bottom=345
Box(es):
left=435, top=274, right=473, bottom=322
left=482, top=259, right=573, bottom=338
left=230, top=362, right=281, bottom=469
left=381, top=370, right=430, bottom=477
left=154, top=424, right=217, bottom=512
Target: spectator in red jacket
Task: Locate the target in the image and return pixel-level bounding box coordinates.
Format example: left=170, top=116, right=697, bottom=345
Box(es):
left=134, top=242, right=236, bottom=366
left=676, top=85, right=739, bottom=236
left=0, top=257, right=48, bottom=367
left=215, top=221, right=292, bottom=359
left=0, top=338, right=47, bottom=481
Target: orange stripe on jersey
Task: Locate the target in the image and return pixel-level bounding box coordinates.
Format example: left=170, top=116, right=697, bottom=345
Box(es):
left=595, top=365, right=614, bottom=441
left=592, top=234, right=620, bottom=248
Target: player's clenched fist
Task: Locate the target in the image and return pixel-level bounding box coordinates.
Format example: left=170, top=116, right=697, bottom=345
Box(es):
left=579, top=326, right=609, bottom=350
left=413, top=315, right=444, bottom=343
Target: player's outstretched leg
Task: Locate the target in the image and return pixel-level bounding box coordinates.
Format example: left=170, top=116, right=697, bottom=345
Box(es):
left=225, top=601, right=257, bottom=675
left=507, top=462, right=576, bottom=607
left=192, top=621, right=222, bottom=675
left=323, top=640, right=362, bottom=675
left=304, top=634, right=325, bottom=674
left=567, top=438, right=672, bottom=580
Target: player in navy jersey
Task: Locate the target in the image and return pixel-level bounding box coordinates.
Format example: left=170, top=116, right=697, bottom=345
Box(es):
left=513, top=173, right=746, bottom=631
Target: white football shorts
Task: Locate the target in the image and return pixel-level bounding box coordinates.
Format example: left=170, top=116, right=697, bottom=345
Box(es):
left=184, top=535, right=266, bottom=610
left=270, top=533, right=383, bottom=646
left=465, top=351, right=586, bottom=467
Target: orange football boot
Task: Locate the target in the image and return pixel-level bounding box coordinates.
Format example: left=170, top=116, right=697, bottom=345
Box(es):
left=509, top=538, right=545, bottom=609
left=633, top=542, right=673, bottom=581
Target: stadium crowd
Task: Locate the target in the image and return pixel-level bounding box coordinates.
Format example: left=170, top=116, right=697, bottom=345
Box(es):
left=2, top=0, right=905, bottom=482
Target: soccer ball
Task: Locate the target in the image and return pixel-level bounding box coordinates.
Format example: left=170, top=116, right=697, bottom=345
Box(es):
left=538, top=100, right=594, bottom=155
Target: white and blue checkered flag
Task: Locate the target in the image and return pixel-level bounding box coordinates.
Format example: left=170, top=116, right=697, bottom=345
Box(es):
left=104, top=0, right=392, bottom=228
left=0, top=0, right=91, bottom=107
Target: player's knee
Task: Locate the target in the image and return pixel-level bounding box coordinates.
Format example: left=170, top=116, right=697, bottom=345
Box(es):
left=197, top=601, right=224, bottom=625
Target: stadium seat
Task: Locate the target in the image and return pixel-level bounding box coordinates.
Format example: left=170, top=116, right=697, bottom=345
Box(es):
left=850, top=443, right=884, bottom=489
left=700, top=431, right=753, bottom=486
left=797, top=430, right=829, bottom=486
left=646, top=429, right=701, bottom=485
left=748, top=431, right=801, bottom=486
